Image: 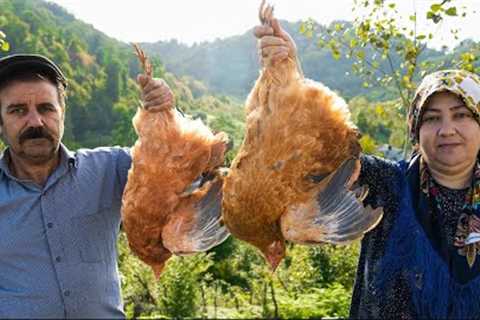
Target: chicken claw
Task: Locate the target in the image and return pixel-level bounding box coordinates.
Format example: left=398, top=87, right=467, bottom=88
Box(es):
left=265, top=5, right=274, bottom=26
left=259, top=0, right=274, bottom=26
left=259, top=0, right=266, bottom=24
left=133, top=43, right=153, bottom=78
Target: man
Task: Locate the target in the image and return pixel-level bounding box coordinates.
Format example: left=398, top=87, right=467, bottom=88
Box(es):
left=0, top=54, right=172, bottom=318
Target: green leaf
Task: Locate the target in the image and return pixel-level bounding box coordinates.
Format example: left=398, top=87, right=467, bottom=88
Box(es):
left=416, top=35, right=426, bottom=40
left=299, top=23, right=306, bottom=34
left=445, top=7, right=457, bottom=16
left=1, top=41, right=9, bottom=51
left=317, top=39, right=326, bottom=48
left=430, top=4, right=442, bottom=12
left=356, top=50, right=366, bottom=60
left=332, top=51, right=341, bottom=60
left=409, top=15, right=416, bottom=22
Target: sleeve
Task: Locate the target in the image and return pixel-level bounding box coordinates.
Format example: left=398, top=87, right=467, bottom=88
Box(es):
left=359, top=154, right=400, bottom=210
left=350, top=155, right=411, bottom=318
left=113, top=147, right=132, bottom=200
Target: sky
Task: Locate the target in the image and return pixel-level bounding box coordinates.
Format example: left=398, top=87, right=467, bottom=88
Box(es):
left=49, top=0, right=480, bottom=49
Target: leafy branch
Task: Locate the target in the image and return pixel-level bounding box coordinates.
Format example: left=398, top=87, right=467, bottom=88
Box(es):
left=0, top=30, right=9, bottom=51
left=301, top=0, right=475, bottom=152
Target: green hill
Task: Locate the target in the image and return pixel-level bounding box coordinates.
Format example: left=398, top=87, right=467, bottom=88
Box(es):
left=141, top=21, right=369, bottom=99
left=0, top=0, right=244, bottom=155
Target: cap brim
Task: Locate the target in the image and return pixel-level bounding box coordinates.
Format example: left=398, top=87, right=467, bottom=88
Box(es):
left=0, top=54, right=67, bottom=88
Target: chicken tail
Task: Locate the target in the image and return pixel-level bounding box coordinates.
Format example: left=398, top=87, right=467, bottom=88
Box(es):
left=162, top=174, right=230, bottom=255
left=280, top=158, right=383, bottom=245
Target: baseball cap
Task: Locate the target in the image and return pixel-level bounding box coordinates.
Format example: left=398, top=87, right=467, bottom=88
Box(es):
left=0, top=53, right=67, bottom=88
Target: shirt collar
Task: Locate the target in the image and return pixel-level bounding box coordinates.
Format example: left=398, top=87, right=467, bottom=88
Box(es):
left=0, top=143, right=77, bottom=178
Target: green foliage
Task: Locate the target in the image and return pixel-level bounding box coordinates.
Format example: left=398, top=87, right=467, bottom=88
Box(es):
left=349, top=96, right=407, bottom=154
left=0, top=29, right=9, bottom=51
left=0, top=0, right=245, bottom=154
left=118, top=233, right=159, bottom=318
left=158, top=254, right=213, bottom=318
left=119, top=230, right=360, bottom=319
left=277, top=284, right=351, bottom=318
left=142, top=22, right=368, bottom=99
left=303, top=0, right=476, bottom=152
left=309, top=243, right=360, bottom=290
left=119, top=233, right=214, bottom=318
left=310, top=0, right=446, bottom=107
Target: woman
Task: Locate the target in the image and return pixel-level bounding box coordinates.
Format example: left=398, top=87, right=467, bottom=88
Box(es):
left=255, top=18, right=480, bottom=318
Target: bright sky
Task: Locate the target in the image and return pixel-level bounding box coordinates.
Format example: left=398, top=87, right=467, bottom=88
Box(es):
left=49, top=0, right=480, bottom=49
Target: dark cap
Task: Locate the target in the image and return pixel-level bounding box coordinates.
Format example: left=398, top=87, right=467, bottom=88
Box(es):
left=0, top=54, right=67, bottom=88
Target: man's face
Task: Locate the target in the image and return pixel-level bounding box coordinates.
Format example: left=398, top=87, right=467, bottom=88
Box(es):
left=0, top=80, right=64, bottom=164
left=419, top=91, right=480, bottom=174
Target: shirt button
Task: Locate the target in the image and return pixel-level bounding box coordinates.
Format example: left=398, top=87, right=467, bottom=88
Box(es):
left=64, top=290, right=70, bottom=297
left=55, top=256, right=61, bottom=262
left=47, top=223, right=53, bottom=228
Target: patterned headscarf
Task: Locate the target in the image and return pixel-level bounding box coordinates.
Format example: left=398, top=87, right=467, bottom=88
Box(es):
left=408, top=69, right=480, bottom=145
left=411, top=69, right=480, bottom=267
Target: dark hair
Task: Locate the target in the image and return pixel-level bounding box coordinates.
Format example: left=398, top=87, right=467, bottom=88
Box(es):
left=0, top=71, right=67, bottom=125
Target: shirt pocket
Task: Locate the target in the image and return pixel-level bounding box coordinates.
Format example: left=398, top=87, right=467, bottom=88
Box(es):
left=71, top=213, right=108, bottom=263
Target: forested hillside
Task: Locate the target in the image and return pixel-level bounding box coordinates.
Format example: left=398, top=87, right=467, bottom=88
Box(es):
left=0, top=0, right=244, bottom=156
left=142, top=21, right=370, bottom=99
left=142, top=20, right=458, bottom=100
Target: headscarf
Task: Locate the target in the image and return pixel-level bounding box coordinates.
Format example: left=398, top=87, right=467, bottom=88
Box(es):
left=409, top=69, right=480, bottom=268
left=408, top=69, right=480, bottom=145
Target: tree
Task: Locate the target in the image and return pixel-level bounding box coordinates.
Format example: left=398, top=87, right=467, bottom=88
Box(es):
left=301, top=0, right=477, bottom=151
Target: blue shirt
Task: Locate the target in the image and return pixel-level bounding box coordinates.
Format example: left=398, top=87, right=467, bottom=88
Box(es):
left=0, top=144, right=131, bottom=318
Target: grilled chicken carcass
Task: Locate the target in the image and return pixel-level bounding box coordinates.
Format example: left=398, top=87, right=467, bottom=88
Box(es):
left=121, top=45, right=230, bottom=276
left=222, top=3, right=383, bottom=270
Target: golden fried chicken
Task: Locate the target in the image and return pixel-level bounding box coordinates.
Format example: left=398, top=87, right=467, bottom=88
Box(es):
left=121, top=45, right=230, bottom=277
left=222, top=3, right=383, bottom=271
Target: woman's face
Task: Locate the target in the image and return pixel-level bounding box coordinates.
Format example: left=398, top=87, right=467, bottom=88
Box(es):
left=419, top=91, right=480, bottom=175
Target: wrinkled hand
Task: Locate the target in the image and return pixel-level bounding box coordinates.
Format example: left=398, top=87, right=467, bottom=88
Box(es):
left=254, top=2, right=297, bottom=67
left=137, top=75, right=174, bottom=112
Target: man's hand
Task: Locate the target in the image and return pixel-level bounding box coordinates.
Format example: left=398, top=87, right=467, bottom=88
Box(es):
left=137, top=75, right=174, bottom=112
left=254, top=17, right=297, bottom=67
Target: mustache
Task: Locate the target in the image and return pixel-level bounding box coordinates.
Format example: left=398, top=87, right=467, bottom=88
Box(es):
left=19, top=127, right=54, bottom=144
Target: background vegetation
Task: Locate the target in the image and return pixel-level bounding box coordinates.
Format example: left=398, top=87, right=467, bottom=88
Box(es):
left=1, top=0, right=479, bottom=317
